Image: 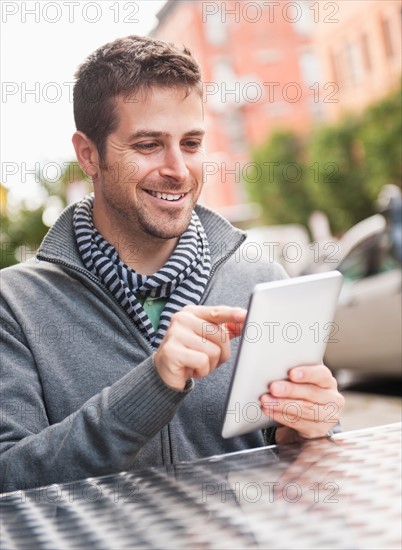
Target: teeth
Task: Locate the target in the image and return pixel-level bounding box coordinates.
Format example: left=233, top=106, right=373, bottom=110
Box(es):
left=149, top=191, right=184, bottom=201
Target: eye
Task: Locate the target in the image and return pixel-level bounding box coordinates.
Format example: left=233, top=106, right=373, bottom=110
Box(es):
left=182, top=139, right=202, bottom=150
left=133, top=142, right=158, bottom=151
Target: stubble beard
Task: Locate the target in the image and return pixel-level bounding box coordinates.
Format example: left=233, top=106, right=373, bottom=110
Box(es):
left=101, top=173, right=199, bottom=241
left=136, top=200, right=194, bottom=240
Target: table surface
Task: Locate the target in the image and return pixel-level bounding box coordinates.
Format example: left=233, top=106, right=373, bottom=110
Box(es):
left=1, top=422, right=401, bottom=550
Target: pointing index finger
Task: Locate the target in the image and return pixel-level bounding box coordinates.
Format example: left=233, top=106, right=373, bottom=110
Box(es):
left=192, top=305, right=248, bottom=324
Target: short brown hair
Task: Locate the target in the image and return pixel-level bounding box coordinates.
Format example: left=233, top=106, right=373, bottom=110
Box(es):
left=73, top=35, right=202, bottom=164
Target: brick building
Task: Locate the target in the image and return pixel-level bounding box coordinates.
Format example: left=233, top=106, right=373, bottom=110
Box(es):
left=152, top=0, right=320, bottom=212
left=312, top=0, right=401, bottom=122
left=152, top=0, right=401, bottom=212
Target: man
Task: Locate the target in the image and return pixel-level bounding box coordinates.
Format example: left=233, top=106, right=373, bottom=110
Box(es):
left=0, top=35, right=344, bottom=492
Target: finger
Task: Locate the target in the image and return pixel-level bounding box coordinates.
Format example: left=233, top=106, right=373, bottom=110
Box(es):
left=262, top=396, right=343, bottom=427
left=183, top=305, right=248, bottom=325
left=177, top=306, right=246, bottom=342
left=181, top=349, right=211, bottom=379
left=169, top=312, right=232, bottom=366
left=224, top=320, right=245, bottom=339
left=267, top=406, right=338, bottom=439
left=156, top=347, right=211, bottom=390
left=287, top=364, right=338, bottom=390
left=181, top=331, right=225, bottom=371
left=269, top=379, right=340, bottom=405
left=261, top=395, right=343, bottom=442
left=192, top=319, right=232, bottom=362
left=184, top=347, right=231, bottom=379
left=200, top=320, right=244, bottom=342
left=171, top=310, right=227, bottom=345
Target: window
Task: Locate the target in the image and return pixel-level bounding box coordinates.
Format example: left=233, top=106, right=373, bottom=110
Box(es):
left=224, top=109, right=246, bottom=152
left=299, top=50, right=321, bottom=86
left=361, top=33, right=371, bottom=72
left=345, top=41, right=362, bottom=85
left=329, top=49, right=340, bottom=84
left=380, top=17, right=394, bottom=58
left=340, top=233, right=398, bottom=281
left=205, top=9, right=227, bottom=45
left=293, top=0, right=313, bottom=36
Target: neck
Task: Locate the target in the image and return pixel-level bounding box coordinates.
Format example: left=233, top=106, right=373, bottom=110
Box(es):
left=122, top=237, right=179, bottom=275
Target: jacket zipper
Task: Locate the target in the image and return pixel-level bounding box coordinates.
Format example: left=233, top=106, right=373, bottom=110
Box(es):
left=200, top=233, right=247, bottom=303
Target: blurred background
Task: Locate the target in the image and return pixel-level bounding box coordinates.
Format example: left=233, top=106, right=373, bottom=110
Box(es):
left=1, top=0, right=401, bottom=430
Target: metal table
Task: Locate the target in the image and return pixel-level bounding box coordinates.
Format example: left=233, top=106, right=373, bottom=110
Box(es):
left=1, top=423, right=401, bottom=549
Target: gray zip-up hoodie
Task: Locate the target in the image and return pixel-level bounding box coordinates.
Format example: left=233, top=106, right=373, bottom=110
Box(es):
left=0, top=203, right=287, bottom=492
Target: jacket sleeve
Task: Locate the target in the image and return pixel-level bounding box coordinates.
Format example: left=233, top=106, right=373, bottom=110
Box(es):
left=0, top=300, right=191, bottom=493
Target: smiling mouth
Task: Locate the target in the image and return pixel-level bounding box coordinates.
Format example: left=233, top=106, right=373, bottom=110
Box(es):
left=145, top=190, right=186, bottom=202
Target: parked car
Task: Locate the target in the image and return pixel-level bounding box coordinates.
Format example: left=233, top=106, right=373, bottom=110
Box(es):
left=306, top=214, right=402, bottom=377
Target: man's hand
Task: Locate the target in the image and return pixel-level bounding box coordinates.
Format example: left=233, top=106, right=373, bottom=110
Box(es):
left=260, top=364, right=345, bottom=444
left=154, top=305, right=247, bottom=391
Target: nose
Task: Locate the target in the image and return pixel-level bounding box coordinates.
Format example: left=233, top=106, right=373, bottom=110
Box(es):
left=159, top=146, right=189, bottom=183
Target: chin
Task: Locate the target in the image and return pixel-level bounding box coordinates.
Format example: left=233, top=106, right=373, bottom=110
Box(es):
left=141, top=213, right=193, bottom=240
left=148, top=227, right=187, bottom=240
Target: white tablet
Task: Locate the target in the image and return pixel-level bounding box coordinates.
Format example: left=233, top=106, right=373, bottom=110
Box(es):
left=221, top=271, right=343, bottom=439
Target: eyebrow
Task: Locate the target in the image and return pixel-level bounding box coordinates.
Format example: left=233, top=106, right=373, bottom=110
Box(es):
left=127, top=129, right=205, bottom=141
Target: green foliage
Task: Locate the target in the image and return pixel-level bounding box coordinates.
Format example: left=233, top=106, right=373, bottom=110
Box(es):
left=1, top=208, right=49, bottom=268
left=306, top=118, right=374, bottom=233
left=247, top=131, right=316, bottom=227
left=358, top=90, right=402, bottom=194
left=245, top=88, right=402, bottom=235
left=1, top=162, right=88, bottom=269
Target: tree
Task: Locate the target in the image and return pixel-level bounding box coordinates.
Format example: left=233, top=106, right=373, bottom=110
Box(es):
left=1, top=162, right=89, bottom=269
left=245, top=130, right=316, bottom=227
left=245, top=87, right=402, bottom=236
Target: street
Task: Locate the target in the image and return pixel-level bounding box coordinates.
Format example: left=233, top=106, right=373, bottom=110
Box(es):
left=338, top=374, right=401, bottom=432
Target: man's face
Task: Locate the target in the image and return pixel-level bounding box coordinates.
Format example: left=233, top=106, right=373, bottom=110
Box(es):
left=93, top=86, right=205, bottom=241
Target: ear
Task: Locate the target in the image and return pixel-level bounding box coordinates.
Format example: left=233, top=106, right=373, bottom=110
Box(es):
left=71, top=131, right=100, bottom=178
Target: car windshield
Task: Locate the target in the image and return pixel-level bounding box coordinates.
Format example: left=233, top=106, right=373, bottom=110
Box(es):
left=340, top=233, right=399, bottom=281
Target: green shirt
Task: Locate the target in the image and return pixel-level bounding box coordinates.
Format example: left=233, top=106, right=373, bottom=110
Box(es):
left=135, top=295, right=167, bottom=331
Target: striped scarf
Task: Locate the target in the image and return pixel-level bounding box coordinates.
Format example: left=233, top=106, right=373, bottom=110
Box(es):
left=73, top=194, right=211, bottom=348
